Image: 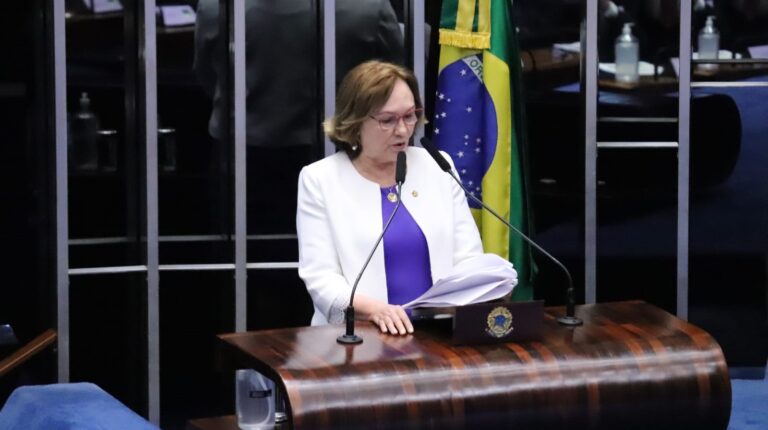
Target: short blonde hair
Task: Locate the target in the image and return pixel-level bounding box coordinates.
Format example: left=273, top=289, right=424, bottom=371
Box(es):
left=323, top=60, right=424, bottom=159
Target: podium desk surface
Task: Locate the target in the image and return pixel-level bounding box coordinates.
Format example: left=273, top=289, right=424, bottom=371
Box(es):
left=218, top=301, right=730, bottom=430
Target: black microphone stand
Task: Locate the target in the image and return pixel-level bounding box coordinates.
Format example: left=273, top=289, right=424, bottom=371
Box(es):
left=338, top=152, right=407, bottom=344
left=337, top=184, right=402, bottom=344
left=420, top=137, right=582, bottom=326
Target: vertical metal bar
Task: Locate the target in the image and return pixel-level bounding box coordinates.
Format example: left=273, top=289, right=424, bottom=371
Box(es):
left=139, top=0, right=160, bottom=423
left=323, top=0, right=336, bottom=157
left=230, top=0, right=247, bottom=332
left=677, top=0, right=692, bottom=320
left=583, top=0, right=599, bottom=304
left=411, top=0, right=425, bottom=146
left=52, top=0, right=70, bottom=383
left=403, top=0, right=414, bottom=69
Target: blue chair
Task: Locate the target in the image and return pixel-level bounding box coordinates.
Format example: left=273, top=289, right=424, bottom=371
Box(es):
left=1, top=328, right=158, bottom=430
left=0, top=382, right=159, bottom=430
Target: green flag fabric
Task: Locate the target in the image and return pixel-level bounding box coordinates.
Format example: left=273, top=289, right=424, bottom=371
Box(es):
left=432, top=0, right=535, bottom=300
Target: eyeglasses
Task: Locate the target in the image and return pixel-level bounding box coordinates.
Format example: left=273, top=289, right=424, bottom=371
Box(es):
left=369, top=108, right=422, bottom=131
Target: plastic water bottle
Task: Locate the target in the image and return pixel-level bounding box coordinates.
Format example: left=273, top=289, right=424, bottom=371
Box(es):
left=69, top=92, right=100, bottom=171
left=615, top=23, right=639, bottom=84
left=698, top=15, right=719, bottom=71
left=235, top=369, right=275, bottom=429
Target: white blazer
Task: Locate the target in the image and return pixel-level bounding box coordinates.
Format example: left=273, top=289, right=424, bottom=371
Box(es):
left=296, top=146, right=483, bottom=325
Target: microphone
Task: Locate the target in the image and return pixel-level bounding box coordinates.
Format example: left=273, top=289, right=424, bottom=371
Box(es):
left=420, top=137, right=582, bottom=326
left=396, top=149, right=407, bottom=184
left=338, top=151, right=408, bottom=344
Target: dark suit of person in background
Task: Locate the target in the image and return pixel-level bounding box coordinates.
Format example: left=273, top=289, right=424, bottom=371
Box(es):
left=194, top=0, right=405, bottom=233
left=717, top=0, right=768, bottom=51
left=512, top=0, right=582, bottom=49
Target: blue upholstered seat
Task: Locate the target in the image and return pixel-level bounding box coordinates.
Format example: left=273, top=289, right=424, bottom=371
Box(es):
left=0, top=382, right=159, bottom=430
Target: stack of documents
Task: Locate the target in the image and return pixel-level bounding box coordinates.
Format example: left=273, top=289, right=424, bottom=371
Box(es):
left=553, top=41, right=581, bottom=54
left=403, top=254, right=518, bottom=309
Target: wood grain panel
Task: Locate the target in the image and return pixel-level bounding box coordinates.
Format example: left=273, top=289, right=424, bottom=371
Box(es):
left=218, top=301, right=730, bottom=430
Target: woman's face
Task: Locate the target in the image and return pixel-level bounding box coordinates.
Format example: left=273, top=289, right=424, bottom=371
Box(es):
left=358, top=79, right=417, bottom=165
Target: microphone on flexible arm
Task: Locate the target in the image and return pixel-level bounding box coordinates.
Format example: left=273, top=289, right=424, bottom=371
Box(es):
left=420, top=136, right=582, bottom=326
left=337, top=151, right=408, bottom=344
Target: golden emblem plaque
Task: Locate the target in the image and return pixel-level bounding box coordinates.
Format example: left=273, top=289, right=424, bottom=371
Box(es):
left=486, top=306, right=514, bottom=338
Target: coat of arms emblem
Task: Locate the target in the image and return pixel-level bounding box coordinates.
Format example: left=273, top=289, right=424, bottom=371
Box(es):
left=486, top=306, right=514, bottom=338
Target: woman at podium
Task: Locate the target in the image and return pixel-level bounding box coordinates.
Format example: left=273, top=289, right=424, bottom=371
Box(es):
left=296, top=61, right=483, bottom=336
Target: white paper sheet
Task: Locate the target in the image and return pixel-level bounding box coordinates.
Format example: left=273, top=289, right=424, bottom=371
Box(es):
left=553, top=41, right=581, bottom=54
left=670, top=50, right=741, bottom=76
left=402, top=253, right=517, bottom=309
left=748, top=45, right=768, bottom=59
left=90, top=0, right=123, bottom=14
left=160, top=5, right=196, bottom=27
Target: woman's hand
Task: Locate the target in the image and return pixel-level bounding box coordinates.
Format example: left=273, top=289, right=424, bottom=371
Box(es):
left=354, top=295, right=414, bottom=335
left=369, top=303, right=413, bottom=335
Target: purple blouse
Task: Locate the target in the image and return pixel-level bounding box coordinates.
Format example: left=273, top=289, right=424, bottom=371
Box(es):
left=380, top=187, right=433, bottom=305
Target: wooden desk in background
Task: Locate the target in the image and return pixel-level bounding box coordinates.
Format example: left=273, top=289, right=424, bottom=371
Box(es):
left=215, top=301, right=731, bottom=430
left=521, top=47, right=581, bottom=88
left=522, top=47, right=581, bottom=73
left=600, top=61, right=768, bottom=91
left=521, top=47, right=768, bottom=91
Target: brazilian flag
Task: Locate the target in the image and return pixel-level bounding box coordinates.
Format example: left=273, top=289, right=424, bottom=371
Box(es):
left=432, top=0, right=535, bottom=300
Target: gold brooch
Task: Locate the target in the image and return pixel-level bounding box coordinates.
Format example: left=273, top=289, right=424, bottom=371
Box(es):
left=385, top=185, right=398, bottom=203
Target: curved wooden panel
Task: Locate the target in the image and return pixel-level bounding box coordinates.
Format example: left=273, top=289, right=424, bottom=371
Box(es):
left=219, top=302, right=730, bottom=430
left=0, top=329, right=57, bottom=378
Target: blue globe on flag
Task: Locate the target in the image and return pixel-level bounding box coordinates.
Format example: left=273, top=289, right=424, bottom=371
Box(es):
left=433, top=54, right=498, bottom=209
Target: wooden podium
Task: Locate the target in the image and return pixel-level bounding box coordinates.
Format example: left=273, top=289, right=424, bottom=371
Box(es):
left=216, top=301, right=731, bottom=430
